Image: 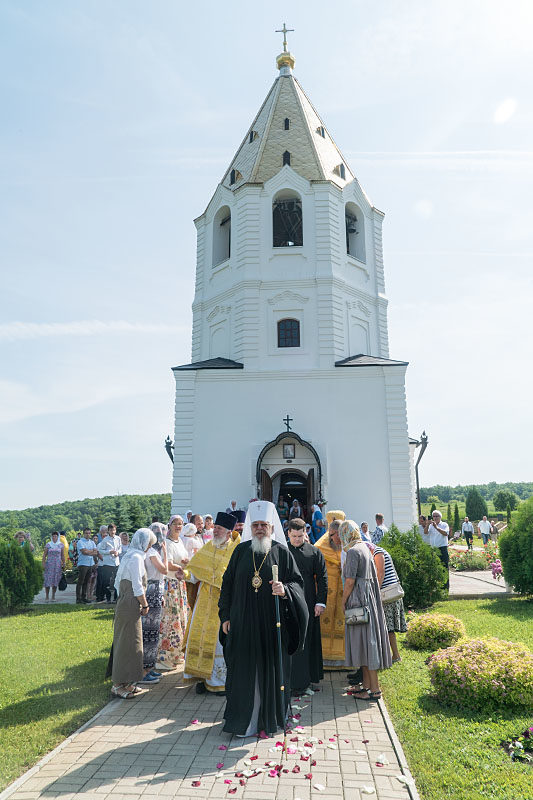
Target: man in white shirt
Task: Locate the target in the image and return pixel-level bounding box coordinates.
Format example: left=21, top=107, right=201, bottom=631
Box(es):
left=461, top=517, right=474, bottom=550
left=371, top=513, right=388, bottom=545
left=478, top=515, right=491, bottom=546
left=76, top=528, right=99, bottom=604
left=422, top=510, right=450, bottom=590
left=96, top=523, right=122, bottom=603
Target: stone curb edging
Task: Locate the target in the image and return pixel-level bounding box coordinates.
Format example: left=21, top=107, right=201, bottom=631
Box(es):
left=0, top=697, right=120, bottom=800
left=447, top=592, right=513, bottom=600
left=378, top=697, right=422, bottom=800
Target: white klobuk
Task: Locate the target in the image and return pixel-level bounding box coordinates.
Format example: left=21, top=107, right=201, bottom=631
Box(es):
left=171, top=46, right=417, bottom=530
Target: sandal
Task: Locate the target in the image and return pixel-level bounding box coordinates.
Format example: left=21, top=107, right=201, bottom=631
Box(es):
left=368, top=690, right=382, bottom=701
left=352, top=688, right=371, bottom=700
left=111, top=685, right=136, bottom=699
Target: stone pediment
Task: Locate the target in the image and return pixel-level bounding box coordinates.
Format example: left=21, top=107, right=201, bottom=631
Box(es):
left=267, top=291, right=309, bottom=306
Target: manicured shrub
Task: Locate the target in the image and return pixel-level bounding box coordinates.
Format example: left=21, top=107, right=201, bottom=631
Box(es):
left=380, top=525, right=447, bottom=608
left=499, top=496, right=533, bottom=595
left=405, top=612, right=466, bottom=650
left=428, top=637, right=533, bottom=710
left=0, top=543, right=43, bottom=614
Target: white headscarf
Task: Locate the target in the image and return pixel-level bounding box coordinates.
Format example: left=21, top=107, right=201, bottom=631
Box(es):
left=47, top=534, right=63, bottom=552
left=241, top=501, right=287, bottom=548
left=114, top=528, right=154, bottom=595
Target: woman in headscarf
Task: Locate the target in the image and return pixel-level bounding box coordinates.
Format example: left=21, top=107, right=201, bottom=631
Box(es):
left=181, top=522, right=203, bottom=559
left=340, top=519, right=392, bottom=701
left=108, top=529, right=156, bottom=698
left=42, top=531, right=65, bottom=602
left=364, top=541, right=406, bottom=663
left=156, top=516, right=189, bottom=671
left=310, top=504, right=324, bottom=544
left=140, top=524, right=168, bottom=685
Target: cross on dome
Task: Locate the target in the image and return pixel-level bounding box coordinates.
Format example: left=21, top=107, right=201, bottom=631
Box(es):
left=275, top=23, right=294, bottom=54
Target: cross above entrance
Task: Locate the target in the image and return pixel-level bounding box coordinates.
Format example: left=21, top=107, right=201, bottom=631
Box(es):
left=275, top=23, right=294, bottom=54
left=283, top=414, right=293, bottom=432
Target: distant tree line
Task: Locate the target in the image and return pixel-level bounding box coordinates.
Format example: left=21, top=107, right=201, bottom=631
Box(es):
left=0, top=493, right=172, bottom=546
left=420, top=481, right=532, bottom=505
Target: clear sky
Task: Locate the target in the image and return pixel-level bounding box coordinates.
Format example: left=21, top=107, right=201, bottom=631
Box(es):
left=1, top=0, right=532, bottom=510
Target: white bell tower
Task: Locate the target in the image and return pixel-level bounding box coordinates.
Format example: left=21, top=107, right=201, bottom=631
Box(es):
left=171, top=33, right=417, bottom=529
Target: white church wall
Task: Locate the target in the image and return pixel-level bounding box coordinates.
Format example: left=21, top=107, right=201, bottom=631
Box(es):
left=171, top=366, right=414, bottom=530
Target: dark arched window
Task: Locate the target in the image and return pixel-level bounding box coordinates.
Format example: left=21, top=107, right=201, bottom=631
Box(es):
left=277, top=318, right=300, bottom=348
left=273, top=190, right=303, bottom=247
left=283, top=150, right=291, bottom=166
left=284, top=118, right=290, bottom=130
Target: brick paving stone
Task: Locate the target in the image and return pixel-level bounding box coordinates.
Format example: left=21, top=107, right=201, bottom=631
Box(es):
left=4, top=671, right=418, bottom=800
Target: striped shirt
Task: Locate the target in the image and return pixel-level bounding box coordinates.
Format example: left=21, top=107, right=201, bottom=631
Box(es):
left=373, top=546, right=398, bottom=588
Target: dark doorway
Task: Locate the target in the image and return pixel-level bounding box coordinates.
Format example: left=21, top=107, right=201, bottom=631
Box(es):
left=279, top=471, right=308, bottom=520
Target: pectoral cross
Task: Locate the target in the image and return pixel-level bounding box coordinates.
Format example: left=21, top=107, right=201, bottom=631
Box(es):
left=283, top=414, right=293, bottom=432
left=276, top=23, right=294, bottom=53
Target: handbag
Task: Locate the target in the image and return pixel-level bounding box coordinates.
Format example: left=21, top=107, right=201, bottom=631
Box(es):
left=380, top=581, right=404, bottom=604
left=345, top=606, right=370, bottom=625
left=58, top=572, right=67, bottom=591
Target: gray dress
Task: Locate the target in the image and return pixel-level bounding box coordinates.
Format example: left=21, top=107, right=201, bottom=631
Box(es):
left=343, top=543, right=392, bottom=671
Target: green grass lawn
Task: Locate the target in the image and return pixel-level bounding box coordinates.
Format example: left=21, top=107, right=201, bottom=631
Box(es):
left=0, top=604, right=113, bottom=791
left=380, top=597, right=533, bottom=800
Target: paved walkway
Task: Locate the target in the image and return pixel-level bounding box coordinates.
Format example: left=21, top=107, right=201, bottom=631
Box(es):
left=2, top=670, right=417, bottom=800
left=449, top=569, right=511, bottom=597
left=33, top=585, right=77, bottom=605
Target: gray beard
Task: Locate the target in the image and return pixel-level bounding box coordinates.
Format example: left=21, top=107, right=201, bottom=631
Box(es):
left=251, top=535, right=272, bottom=555
left=213, top=535, right=229, bottom=549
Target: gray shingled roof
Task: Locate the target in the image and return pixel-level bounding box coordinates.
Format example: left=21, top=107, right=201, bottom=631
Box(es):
left=172, top=357, right=244, bottom=371
left=335, top=354, right=409, bottom=367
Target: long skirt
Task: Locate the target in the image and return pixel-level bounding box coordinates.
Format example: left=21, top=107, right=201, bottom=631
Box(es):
left=345, top=578, right=392, bottom=671
left=142, top=580, right=164, bottom=669
left=43, top=549, right=62, bottom=588
left=111, top=579, right=143, bottom=685
left=383, top=599, right=408, bottom=633
left=157, top=577, right=188, bottom=668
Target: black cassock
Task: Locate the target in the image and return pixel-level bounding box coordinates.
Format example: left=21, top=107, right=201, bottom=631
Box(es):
left=219, top=540, right=308, bottom=736
left=288, top=541, right=328, bottom=691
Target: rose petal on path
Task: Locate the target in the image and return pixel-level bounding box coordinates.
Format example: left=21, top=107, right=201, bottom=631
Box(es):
left=268, top=770, right=278, bottom=778
left=239, top=779, right=246, bottom=786
left=362, top=739, right=370, bottom=744
left=361, top=787, right=375, bottom=795
left=282, top=769, right=289, bottom=773
left=294, top=725, right=304, bottom=731
left=292, top=765, right=301, bottom=773
left=250, top=755, right=258, bottom=761
left=300, top=755, right=309, bottom=761
left=327, top=744, right=337, bottom=750
left=293, top=713, right=301, bottom=719
left=305, top=773, right=313, bottom=779
left=308, top=736, right=319, bottom=743
left=363, top=719, right=372, bottom=723
left=395, top=775, right=413, bottom=786
left=229, top=789, right=237, bottom=795
left=218, top=744, right=228, bottom=750
left=313, top=784, right=325, bottom=792
left=344, top=739, right=350, bottom=743
left=244, top=759, right=252, bottom=766
left=223, top=779, right=232, bottom=784
left=287, top=747, right=297, bottom=754
left=191, top=781, right=201, bottom=787
left=376, top=752, right=390, bottom=765
left=217, top=762, right=224, bottom=769
left=191, top=719, right=199, bottom=725
left=259, top=730, right=268, bottom=739
left=290, top=736, right=299, bottom=742
left=311, top=760, right=316, bottom=766
left=328, top=737, right=336, bottom=741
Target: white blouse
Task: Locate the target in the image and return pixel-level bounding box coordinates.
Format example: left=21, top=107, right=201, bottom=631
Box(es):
left=166, top=537, right=188, bottom=569
left=117, top=551, right=146, bottom=597
left=145, top=547, right=165, bottom=582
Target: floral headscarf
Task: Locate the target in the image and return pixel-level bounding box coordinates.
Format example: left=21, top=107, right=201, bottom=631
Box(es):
left=338, top=519, right=361, bottom=551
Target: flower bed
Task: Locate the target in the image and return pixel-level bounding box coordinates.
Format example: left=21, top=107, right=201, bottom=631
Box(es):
left=428, top=637, right=533, bottom=710
left=405, top=613, right=466, bottom=650
left=449, top=541, right=500, bottom=571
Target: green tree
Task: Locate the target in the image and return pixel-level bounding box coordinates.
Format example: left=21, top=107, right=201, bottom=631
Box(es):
left=446, top=503, right=453, bottom=529
left=493, top=489, right=518, bottom=512
left=427, top=495, right=440, bottom=504
left=430, top=503, right=437, bottom=516
left=453, top=503, right=460, bottom=533
left=117, top=501, right=132, bottom=532
left=499, top=496, right=533, bottom=594
left=506, top=503, right=512, bottom=525
left=465, top=487, right=488, bottom=520
left=129, top=500, right=147, bottom=531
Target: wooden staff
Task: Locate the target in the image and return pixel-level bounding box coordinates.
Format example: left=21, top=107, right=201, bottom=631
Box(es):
left=272, top=564, right=287, bottom=759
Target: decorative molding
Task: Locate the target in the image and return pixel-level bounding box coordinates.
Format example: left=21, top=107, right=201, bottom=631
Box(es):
left=347, top=300, right=371, bottom=317
left=267, top=291, right=310, bottom=306
left=207, top=304, right=231, bottom=321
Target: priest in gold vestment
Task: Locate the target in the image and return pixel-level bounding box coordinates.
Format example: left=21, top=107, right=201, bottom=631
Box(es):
left=315, top=510, right=347, bottom=668
left=184, top=511, right=238, bottom=694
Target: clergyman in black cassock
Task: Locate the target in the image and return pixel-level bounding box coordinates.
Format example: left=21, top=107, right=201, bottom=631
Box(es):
left=288, top=525, right=328, bottom=693
left=219, top=501, right=308, bottom=737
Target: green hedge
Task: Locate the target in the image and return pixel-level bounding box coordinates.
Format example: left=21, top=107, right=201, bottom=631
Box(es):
left=499, top=496, right=533, bottom=595
left=380, top=525, right=447, bottom=608
left=0, top=544, right=42, bottom=614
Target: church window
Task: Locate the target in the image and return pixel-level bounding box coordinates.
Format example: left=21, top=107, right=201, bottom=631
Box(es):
left=212, top=205, right=231, bottom=266
left=230, top=169, right=235, bottom=185
left=316, top=126, right=325, bottom=138
left=273, top=190, right=303, bottom=247
left=339, top=163, right=346, bottom=179
left=277, top=318, right=300, bottom=348
left=345, top=202, right=365, bottom=262
left=284, top=118, right=290, bottom=130
left=249, top=130, right=258, bottom=143
left=282, top=150, right=291, bottom=166
left=229, top=168, right=242, bottom=185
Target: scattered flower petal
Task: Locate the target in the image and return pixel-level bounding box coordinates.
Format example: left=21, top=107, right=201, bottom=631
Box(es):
left=244, top=759, right=252, bottom=766
left=305, top=772, right=313, bottom=780
left=259, top=730, right=268, bottom=739
left=216, top=762, right=224, bottom=769
left=290, top=736, right=299, bottom=742
left=362, top=739, right=370, bottom=744
left=239, top=779, right=245, bottom=786
left=292, top=765, right=301, bottom=773
left=191, top=719, right=200, bottom=725
left=268, top=770, right=278, bottom=778
left=344, top=739, right=350, bottom=743
left=228, top=790, right=237, bottom=796
left=218, top=744, right=228, bottom=750
left=223, top=779, right=232, bottom=784
left=327, top=744, right=337, bottom=750
left=287, top=747, right=297, bottom=754
left=395, top=775, right=413, bottom=786
left=311, top=760, right=316, bottom=766
left=191, top=781, right=201, bottom=787
left=328, top=737, right=336, bottom=742
left=376, top=753, right=389, bottom=765
left=313, top=784, right=325, bottom=792
left=250, top=755, right=258, bottom=761
left=361, top=787, right=375, bottom=795
left=282, top=768, right=289, bottom=773
left=300, top=755, right=309, bottom=761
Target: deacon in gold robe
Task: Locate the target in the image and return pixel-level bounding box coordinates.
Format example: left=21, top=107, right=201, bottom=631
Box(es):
left=315, top=510, right=347, bottom=668
left=184, top=511, right=239, bottom=695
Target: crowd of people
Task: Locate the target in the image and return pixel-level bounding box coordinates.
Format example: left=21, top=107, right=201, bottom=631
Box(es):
left=83, top=499, right=409, bottom=736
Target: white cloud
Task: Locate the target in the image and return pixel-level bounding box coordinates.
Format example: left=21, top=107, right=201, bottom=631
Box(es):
left=0, top=320, right=187, bottom=343
left=493, top=98, right=517, bottom=124
left=414, top=199, right=434, bottom=219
